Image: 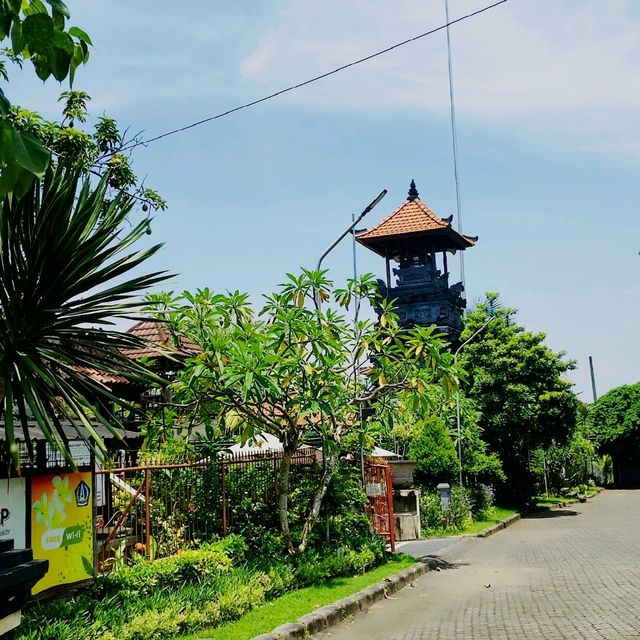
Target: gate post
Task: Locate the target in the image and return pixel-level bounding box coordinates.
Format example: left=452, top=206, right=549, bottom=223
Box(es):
left=144, top=468, right=151, bottom=559
left=384, top=465, right=396, bottom=552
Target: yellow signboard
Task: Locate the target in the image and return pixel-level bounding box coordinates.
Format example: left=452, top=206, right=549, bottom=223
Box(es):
left=30, top=472, right=94, bottom=594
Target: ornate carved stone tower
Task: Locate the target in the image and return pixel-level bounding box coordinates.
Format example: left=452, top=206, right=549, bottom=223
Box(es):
left=355, top=180, right=477, bottom=340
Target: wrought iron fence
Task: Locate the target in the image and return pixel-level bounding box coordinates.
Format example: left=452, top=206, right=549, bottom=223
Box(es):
left=95, top=449, right=317, bottom=567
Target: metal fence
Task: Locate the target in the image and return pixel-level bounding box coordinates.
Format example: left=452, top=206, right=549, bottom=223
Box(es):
left=95, top=449, right=317, bottom=567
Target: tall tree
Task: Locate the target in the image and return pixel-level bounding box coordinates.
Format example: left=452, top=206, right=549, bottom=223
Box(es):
left=590, top=382, right=640, bottom=484
left=459, top=293, right=578, bottom=505
left=153, top=270, right=461, bottom=553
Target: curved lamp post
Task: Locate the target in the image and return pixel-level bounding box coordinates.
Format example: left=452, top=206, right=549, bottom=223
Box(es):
left=314, top=190, right=387, bottom=309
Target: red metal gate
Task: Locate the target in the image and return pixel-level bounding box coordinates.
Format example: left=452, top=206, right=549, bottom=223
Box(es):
left=364, top=463, right=395, bottom=552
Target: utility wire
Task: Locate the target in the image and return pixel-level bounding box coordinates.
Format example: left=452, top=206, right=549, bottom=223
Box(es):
left=123, top=0, right=507, bottom=151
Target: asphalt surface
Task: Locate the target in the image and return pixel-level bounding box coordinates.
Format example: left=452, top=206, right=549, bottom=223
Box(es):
left=313, top=490, right=640, bottom=640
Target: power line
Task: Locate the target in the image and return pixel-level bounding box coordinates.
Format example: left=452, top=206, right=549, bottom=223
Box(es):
left=123, top=0, right=507, bottom=151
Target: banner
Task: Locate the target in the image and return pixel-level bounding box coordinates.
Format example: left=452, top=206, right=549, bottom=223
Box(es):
left=30, top=472, right=94, bottom=594
left=0, top=478, right=26, bottom=548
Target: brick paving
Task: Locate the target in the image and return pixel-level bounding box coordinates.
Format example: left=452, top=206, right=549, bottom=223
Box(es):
left=314, top=491, right=640, bottom=640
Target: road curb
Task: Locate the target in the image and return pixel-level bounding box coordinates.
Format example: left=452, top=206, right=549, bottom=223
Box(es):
left=249, top=562, right=430, bottom=640
left=475, top=513, right=521, bottom=538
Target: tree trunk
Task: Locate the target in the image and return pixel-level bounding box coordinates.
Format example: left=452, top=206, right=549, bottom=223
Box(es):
left=297, top=451, right=338, bottom=554
left=278, top=447, right=294, bottom=553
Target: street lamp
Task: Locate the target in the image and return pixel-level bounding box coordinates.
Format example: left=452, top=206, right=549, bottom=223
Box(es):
left=314, top=190, right=387, bottom=309
left=453, top=315, right=495, bottom=486
left=313, top=189, right=387, bottom=486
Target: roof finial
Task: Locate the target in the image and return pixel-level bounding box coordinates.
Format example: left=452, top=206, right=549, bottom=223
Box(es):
left=407, top=179, right=419, bottom=201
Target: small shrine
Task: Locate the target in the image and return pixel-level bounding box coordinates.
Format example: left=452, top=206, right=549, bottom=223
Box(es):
left=355, top=180, right=477, bottom=339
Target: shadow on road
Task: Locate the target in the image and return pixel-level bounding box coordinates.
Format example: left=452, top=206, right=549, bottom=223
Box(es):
left=523, top=509, right=579, bottom=519
left=417, top=555, right=467, bottom=570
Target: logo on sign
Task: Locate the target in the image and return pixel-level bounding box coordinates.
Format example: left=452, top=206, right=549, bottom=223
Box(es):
left=75, top=480, right=90, bottom=507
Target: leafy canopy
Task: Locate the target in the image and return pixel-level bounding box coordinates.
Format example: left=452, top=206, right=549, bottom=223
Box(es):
left=459, top=293, right=578, bottom=504
left=152, top=270, right=462, bottom=551
left=590, top=382, right=640, bottom=453
left=0, top=0, right=92, bottom=196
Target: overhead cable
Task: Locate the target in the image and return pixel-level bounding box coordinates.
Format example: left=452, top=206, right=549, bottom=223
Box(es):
left=123, top=0, right=507, bottom=151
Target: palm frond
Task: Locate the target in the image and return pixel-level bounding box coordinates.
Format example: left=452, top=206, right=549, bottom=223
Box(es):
left=0, top=165, right=170, bottom=470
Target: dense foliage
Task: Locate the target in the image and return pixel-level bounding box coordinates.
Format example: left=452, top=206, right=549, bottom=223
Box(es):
left=151, top=270, right=461, bottom=552
left=590, top=383, right=640, bottom=454
left=0, top=0, right=92, bottom=196
left=17, top=530, right=389, bottom=640
left=0, top=167, right=167, bottom=467
left=459, top=294, right=578, bottom=506
left=0, top=1, right=169, bottom=467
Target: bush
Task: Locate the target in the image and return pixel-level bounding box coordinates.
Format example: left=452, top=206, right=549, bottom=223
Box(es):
left=17, top=530, right=389, bottom=640
left=419, top=486, right=473, bottom=534
left=94, top=537, right=242, bottom=599
left=409, top=416, right=459, bottom=488
left=468, top=484, right=494, bottom=521
left=444, top=486, right=472, bottom=529
left=419, top=491, right=444, bottom=531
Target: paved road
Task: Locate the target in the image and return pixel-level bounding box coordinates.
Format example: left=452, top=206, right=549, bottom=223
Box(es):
left=315, top=491, right=640, bottom=640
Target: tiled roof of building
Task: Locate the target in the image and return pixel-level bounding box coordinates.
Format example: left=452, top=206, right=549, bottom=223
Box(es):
left=355, top=180, right=476, bottom=251
left=123, top=320, right=199, bottom=360
left=77, top=366, right=128, bottom=386
left=356, top=197, right=450, bottom=240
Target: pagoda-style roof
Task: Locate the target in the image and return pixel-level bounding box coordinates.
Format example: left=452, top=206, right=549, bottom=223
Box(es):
left=356, top=180, right=477, bottom=259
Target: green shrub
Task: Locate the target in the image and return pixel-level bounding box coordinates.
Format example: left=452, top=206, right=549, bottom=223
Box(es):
left=18, top=528, right=388, bottom=640
left=419, top=487, right=473, bottom=534
left=419, top=491, right=445, bottom=532
left=409, top=416, right=459, bottom=488
left=92, top=536, right=243, bottom=599
left=468, top=484, right=494, bottom=521
left=444, top=486, right=472, bottom=529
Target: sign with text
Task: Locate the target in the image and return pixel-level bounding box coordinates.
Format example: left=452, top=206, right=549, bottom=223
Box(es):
left=0, top=478, right=26, bottom=548
left=30, top=472, right=94, bottom=594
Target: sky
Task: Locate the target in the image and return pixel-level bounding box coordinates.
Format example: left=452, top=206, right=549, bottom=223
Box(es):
left=8, top=0, right=640, bottom=399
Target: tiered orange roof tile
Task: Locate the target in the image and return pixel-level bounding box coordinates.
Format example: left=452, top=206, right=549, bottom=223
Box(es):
left=355, top=180, right=476, bottom=257
left=356, top=197, right=450, bottom=240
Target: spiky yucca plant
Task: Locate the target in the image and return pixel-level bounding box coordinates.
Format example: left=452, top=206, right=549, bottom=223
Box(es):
left=0, top=165, right=169, bottom=469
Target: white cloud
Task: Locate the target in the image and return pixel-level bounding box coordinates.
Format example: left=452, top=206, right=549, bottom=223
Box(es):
left=240, top=0, right=640, bottom=155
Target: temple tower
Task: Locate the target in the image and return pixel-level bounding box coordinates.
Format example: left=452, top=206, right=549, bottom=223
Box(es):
left=355, top=180, right=477, bottom=340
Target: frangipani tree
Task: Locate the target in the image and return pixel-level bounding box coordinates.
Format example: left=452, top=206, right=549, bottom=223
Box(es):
left=152, top=270, right=461, bottom=553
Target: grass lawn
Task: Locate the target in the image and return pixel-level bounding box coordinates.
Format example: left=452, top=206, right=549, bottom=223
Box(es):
left=457, top=506, right=519, bottom=535
left=421, top=506, right=519, bottom=538
left=183, top=555, right=416, bottom=640
left=534, top=487, right=602, bottom=510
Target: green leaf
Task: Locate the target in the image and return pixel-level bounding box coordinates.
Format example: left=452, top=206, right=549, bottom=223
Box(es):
left=53, top=29, right=73, bottom=53
left=45, top=0, right=70, bottom=18
left=50, top=42, right=71, bottom=81
left=0, top=88, right=9, bottom=116
left=32, top=54, right=51, bottom=81
left=10, top=18, right=23, bottom=54
left=12, top=129, right=50, bottom=177
left=22, top=13, right=54, bottom=55
left=81, top=554, right=94, bottom=577
left=68, top=25, right=92, bottom=45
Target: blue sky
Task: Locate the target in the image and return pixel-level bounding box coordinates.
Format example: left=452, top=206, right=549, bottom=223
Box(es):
left=8, top=0, right=640, bottom=398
